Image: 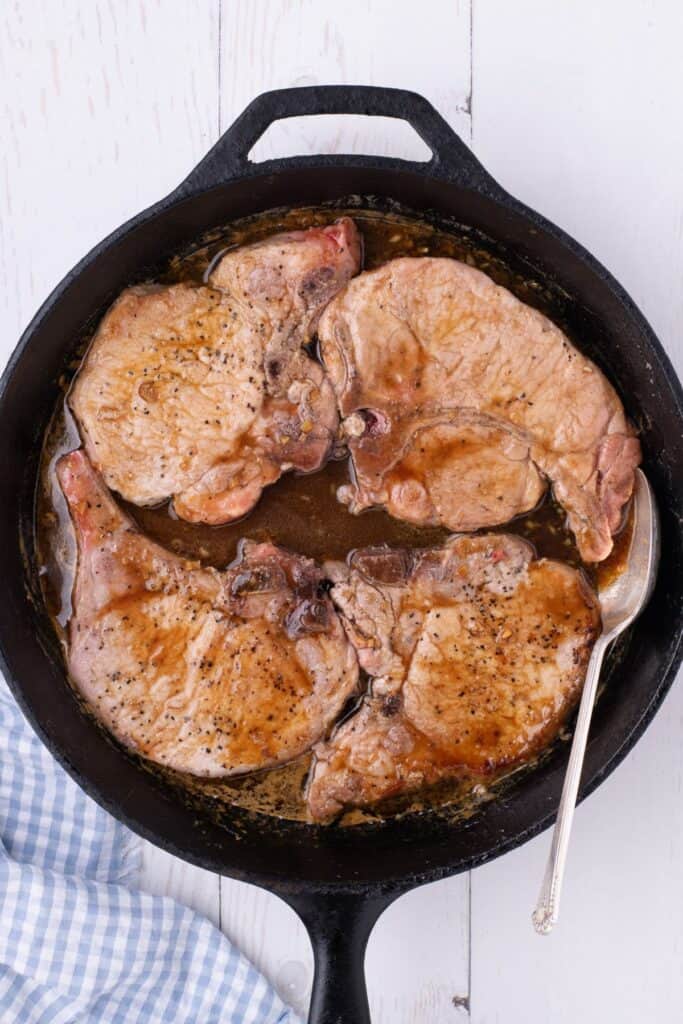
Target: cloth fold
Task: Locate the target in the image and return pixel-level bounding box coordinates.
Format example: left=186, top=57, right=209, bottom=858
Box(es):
left=0, top=679, right=297, bottom=1024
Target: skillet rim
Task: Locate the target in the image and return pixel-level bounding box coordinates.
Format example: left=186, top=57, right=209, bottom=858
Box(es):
left=1, top=160, right=682, bottom=898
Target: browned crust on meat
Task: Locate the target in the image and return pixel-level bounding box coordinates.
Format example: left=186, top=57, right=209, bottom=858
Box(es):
left=70, top=219, right=361, bottom=523
left=307, top=534, right=599, bottom=821
left=58, top=449, right=359, bottom=778
left=319, top=257, right=640, bottom=562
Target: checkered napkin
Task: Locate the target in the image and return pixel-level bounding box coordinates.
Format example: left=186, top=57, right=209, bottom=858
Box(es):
left=0, top=679, right=298, bottom=1024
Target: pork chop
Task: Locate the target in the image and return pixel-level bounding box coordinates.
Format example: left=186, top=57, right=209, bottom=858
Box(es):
left=306, top=535, right=600, bottom=821
left=70, top=219, right=360, bottom=524
left=319, top=257, right=640, bottom=561
left=57, top=449, right=359, bottom=777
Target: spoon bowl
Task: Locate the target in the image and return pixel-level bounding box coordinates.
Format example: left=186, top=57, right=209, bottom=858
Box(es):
left=600, top=469, right=660, bottom=635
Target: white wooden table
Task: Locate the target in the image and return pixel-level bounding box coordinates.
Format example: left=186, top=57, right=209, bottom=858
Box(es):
left=2, top=2, right=682, bottom=1020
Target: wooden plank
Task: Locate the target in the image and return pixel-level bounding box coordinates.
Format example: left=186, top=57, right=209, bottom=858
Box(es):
left=218, top=875, right=472, bottom=1022
left=471, top=0, right=683, bottom=350
left=367, top=879, right=471, bottom=1022
left=0, top=0, right=218, bottom=363
left=219, top=0, right=472, bottom=142
left=220, top=879, right=314, bottom=1020
left=470, top=2, right=683, bottom=1020
left=471, top=704, right=683, bottom=1023
left=138, top=842, right=221, bottom=930
left=217, top=2, right=474, bottom=1019
left=0, top=0, right=221, bottom=923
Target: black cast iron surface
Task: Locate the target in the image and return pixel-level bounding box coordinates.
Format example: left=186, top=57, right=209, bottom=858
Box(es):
left=1, top=87, right=682, bottom=1023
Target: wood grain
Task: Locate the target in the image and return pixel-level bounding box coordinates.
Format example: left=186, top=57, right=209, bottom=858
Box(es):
left=218, top=0, right=472, bottom=144
left=138, top=843, right=221, bottom=929
left=220, top=879, right=314, bottom=1019
left=366, top=880, right=470, bottom=1022
left=0, top=0, right=218, bottom=362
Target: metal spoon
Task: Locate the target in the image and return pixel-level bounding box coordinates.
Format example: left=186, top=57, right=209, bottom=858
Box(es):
left=532, top=468, right=659, bottom=935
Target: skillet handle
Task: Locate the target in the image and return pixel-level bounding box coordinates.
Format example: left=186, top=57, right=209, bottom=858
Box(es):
left=286, top=889, right=394, bottom=1024
left=177, top=85, right=499, bottom=194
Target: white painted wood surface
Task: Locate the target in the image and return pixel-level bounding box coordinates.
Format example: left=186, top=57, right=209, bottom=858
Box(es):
left=1, top=2, right=682, bottom=1021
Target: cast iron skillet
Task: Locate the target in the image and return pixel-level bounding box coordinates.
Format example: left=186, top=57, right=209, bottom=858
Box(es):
left=1, top=86, right=682, bottom=1023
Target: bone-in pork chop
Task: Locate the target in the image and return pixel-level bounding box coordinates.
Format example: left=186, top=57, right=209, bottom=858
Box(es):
left=307, top=535, right=599, bottom=822
left=318, top=257, right=640, bottom=561
left=70, top=219, right=360, bottom=524
left=58, top=449, right=358, bottom=777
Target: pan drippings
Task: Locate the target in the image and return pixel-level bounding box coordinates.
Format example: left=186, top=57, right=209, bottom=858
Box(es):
left=35, top=206, right=629, bottom=824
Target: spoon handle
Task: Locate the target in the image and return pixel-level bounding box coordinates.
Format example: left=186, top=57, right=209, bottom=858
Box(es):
left=532, top=633, right=610, bottom=934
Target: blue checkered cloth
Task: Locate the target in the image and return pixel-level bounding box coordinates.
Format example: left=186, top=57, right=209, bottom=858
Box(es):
left=0, top=679, right=298, bottom=1023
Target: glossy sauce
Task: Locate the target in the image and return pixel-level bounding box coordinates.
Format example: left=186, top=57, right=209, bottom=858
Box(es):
left=35, top=206, right=631, bottom=824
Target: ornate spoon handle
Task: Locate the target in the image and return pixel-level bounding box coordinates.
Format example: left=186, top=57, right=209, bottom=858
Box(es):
left=532, top=633, right=610, bottom=935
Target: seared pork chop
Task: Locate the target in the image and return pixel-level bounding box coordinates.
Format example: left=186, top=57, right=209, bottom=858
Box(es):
left=307, top=535, right=599, bottom=821
left=319, top=257, right=640, bottom=561
left=58, top=449, right=358, bottom=777
left=71, top=219, right=360, bottom=524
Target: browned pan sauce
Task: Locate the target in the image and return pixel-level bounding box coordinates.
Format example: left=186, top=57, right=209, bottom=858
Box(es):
left=35, top=206, right=632, bottom=825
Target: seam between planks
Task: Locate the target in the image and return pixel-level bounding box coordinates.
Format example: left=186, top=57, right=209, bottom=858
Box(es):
left=217, top=0, right=223, bottom=134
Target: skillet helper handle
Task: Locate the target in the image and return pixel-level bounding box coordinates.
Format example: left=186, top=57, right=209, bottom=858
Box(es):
left=178, top=84, right=499, bottom=193
left=288, top=890, right=393, bottom=1024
